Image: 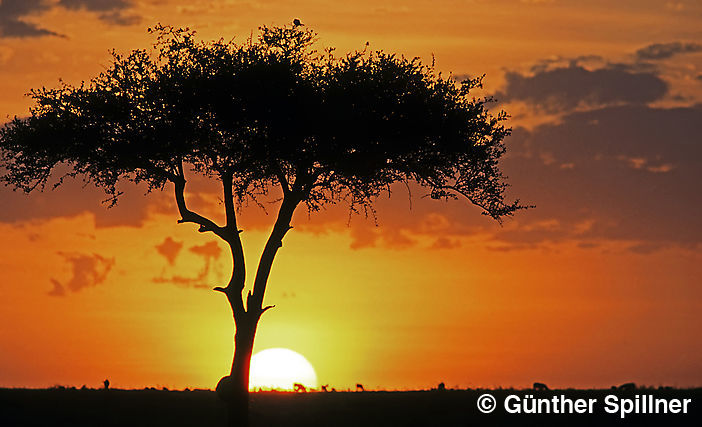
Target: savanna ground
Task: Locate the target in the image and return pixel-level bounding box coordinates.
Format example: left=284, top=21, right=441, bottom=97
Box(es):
left=1, top=387, right=700, bottom=426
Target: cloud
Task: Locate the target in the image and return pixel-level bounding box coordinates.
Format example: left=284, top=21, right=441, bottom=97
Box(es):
left=155, top=237, right=183, bottom=265
left=635, top=42, right=702, bottom=60
left=96, top=10, right=140, bottom=25
left=49, top=252, right=116, bottom=296
left=57, top=0, right=139, bottom=26
left=431, top=237, right=461, bottom=249
left=495, top=103, right=702, bottom=250
left=58, top=0, right=130, bottom=12
left=153, top=241, right=223, bottom=289
left=493, top=64, right=668, bottom=112
left=0, top=0, right=137, bottom=38
left=0, top=0, right=60, bottom=38
left=0, top=176, right=172, bottom=228
left=188, top=241, right=222, bottom=260
left=48, top=279, right=67, bottom=297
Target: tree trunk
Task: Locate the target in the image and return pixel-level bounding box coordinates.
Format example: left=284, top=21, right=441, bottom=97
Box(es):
left=217, top=314, right=258, bottom=427
left=171, top=173, right=301, bottom=427
left=212, top=186, right=300, bottom=427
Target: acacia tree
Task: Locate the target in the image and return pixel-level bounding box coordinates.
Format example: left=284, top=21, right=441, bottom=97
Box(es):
left=0, top=24, right=523, bottom=426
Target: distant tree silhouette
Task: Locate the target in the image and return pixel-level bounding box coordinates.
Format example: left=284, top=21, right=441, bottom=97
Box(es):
left=617, top=382, right=636, bottom=391
left=0, top=23, right=524, bottom=427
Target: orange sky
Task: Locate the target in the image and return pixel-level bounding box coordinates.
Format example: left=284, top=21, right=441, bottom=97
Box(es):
left=1, top=0, right=701, bottom=391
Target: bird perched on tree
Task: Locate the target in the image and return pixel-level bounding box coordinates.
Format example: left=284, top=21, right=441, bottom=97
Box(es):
left=293, top=18, right=303, bottom=27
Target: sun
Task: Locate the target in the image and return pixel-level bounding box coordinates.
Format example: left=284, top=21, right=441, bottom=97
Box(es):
left=249, top=348, right=317, bottom=391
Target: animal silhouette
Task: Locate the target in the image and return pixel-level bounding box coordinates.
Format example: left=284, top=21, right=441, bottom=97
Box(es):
left=356, top=383, right=365, bottom=392
left=103, top=379, right=110, bottom=390
left=293, top=383, right=307, bottom=392
left=533, top=382, right=549, bottom=390
left=293, top=19, right=303, bottom=27
left=437, top=382, right=446, bottom=391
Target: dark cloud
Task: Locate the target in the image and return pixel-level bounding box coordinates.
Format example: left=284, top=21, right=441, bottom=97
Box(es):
left=0, top=0, right=137, bottom=38
left=48, top=252, right=115, bottom=296
left=635, top=42, right=702, bottom=60
left=97, top=10, right=140, bottom=25
left=57, top=0, right=139, bottom=26
left=0, top=0, right=60, bottom=38
left=0, top=176, right=172, bottom=227
left=483, top=52, right=698, bottom=253
left=494, top=64, right=668, bottom=112
left=527, top=55, right=604, bottom=74
left=155, top=237, right=183, bottom=265
left=58, top=0, right=130, bottom=12
left=496, top=103, right=702, bottom=250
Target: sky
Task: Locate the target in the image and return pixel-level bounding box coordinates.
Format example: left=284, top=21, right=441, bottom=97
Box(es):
left=0, top=0, right=701, bottom=391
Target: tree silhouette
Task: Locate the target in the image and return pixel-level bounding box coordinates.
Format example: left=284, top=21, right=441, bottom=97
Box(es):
left=0, top=23, right=524, bottom=426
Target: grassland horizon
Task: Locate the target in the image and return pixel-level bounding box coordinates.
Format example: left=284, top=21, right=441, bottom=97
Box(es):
left=2, top=386, right=700, bottom=426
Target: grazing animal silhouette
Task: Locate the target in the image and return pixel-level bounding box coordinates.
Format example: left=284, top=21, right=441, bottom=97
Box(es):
left=356, top=383, right=365, bottom=392
left=321, top=384, right=329, bottom=392
left=103, top=379, right=110, bottom=390
left=293, top=383, right=307, bottom=392
left=618, top=382, right=636, bottom=391
left=533, top=382, right=549, bottom=390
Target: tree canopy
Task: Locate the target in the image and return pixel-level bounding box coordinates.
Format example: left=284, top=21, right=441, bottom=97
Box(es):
left=1, top=24, right=521, bottom=222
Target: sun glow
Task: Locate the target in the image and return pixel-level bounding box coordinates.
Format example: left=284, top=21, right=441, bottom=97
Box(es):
left=249, top=348, right=318, bottom=391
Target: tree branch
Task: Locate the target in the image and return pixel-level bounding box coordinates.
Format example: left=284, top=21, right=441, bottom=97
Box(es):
left=221, top=172, right=246, bottom=319
left=248, top=191, right=300, bottom=316
left=173, top=177, right=228, bottom=238
left=272, top=161, right=290, bottom=195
